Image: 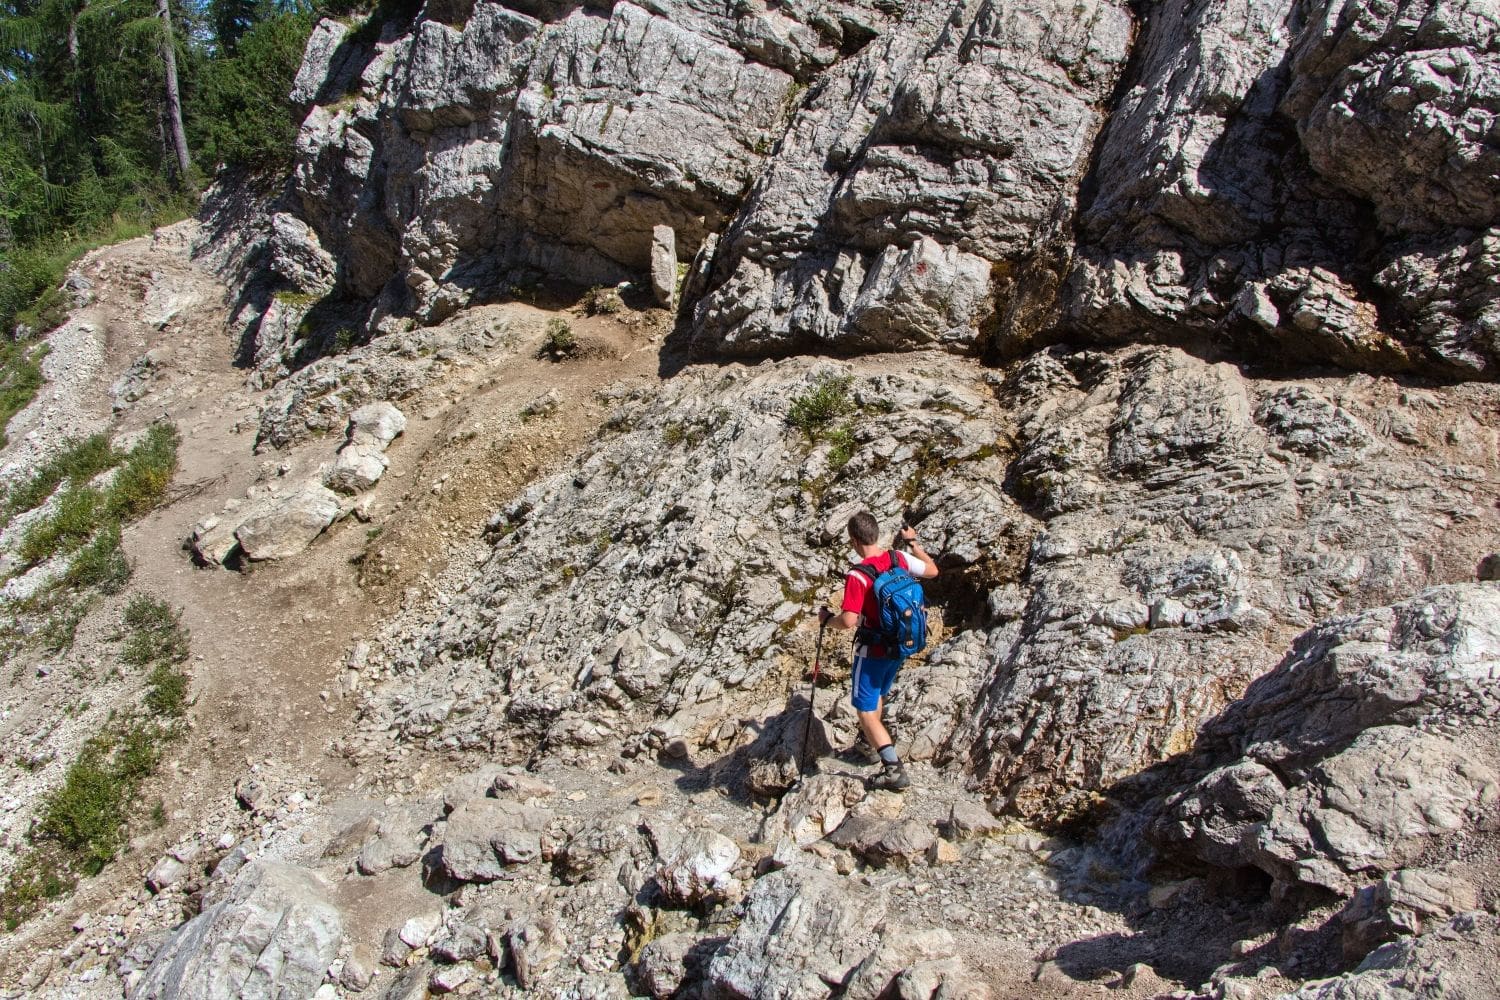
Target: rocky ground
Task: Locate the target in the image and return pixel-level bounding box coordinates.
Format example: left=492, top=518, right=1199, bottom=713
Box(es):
left=0, top=205, right=1495, bottom=1000
left=0, top=0, right=1498, bottom=995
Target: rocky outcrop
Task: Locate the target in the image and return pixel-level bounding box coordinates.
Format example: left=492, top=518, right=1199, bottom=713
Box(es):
left=132, top=861, right=345, bottom=999
left=1056, top=0, right=1500, bottom=376
left=1146, top=585, right=1500, bottom=897
left=261, top=0, right=1500, bottom=377
left=689, top=0, right=1133, bottom=357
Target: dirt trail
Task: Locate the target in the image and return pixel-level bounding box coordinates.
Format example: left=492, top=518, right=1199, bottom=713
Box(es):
left=0, top=220, right=666, bottom=976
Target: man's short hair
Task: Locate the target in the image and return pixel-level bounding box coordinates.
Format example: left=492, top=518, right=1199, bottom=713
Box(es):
left=848, top=511, right=879, bottom=546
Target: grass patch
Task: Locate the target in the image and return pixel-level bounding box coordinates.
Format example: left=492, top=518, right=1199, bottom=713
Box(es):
left=0, top=593, right=191, bottom=929
left=12, top=424, right=178, bottom=571
left=0, top=341, right=49, bottom=450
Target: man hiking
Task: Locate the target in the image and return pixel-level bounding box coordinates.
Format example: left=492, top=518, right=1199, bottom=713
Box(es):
left=819, top=511, right=938, bottom=791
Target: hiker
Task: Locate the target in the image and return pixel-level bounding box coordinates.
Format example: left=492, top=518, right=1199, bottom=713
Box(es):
left=819, top=511, right=938, bottom=791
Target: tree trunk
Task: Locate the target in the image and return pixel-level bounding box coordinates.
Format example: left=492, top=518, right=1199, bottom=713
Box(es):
left=156, top=0, right=194, bottom=192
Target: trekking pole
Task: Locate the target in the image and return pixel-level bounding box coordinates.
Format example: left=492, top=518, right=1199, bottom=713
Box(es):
left=799, top=617, right=829, bottom=776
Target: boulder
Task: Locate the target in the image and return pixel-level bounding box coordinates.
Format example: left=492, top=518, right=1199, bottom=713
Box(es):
left=347, top=401, right=407, bottom=449
left=650, top=225, right=676, bottom=308
left=1151, top=585, right=1500, bottom=895
left=655, top=827, right=741, bottom=906
left=233, top=485, right=344, bottom=561
left=132, top=862, right=344, bottom=1000
left=439, top=798, right=551, bottom=882
left=706, top=867, right=888, bottom=1000
left=1283, top=913, right=1500, bottom=1000
left=324, top=443, right=389, bottom=494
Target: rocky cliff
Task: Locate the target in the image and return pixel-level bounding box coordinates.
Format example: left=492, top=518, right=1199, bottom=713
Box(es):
left=257, top=0, right=1498, bottom=377
left=3, top=1, right=1499, bottom=999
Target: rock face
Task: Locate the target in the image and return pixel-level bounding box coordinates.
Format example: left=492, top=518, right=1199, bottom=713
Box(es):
left=1057, top=0, right=1500, bottom=376
left=261, top=0, right=1500, bottom=377
left=133, top=861, right=345, bottom=999
left=1145, top=585, right=1500, bottom=897
left=690, top=0, right=1133, bottom=357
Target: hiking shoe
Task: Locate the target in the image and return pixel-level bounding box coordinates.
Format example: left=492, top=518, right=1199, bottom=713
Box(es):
left=868, top=762, right=910, bottom=792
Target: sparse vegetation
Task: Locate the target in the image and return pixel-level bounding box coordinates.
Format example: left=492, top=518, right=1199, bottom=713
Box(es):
left=787, top=373, right=855, bottom=442
left=0, top=594, right=191, bottom=930
left=0, top=340, right=49, bottom=449
left=540, top=317, right=578, bottom=360
left=583, top=285, right=622, bottom=316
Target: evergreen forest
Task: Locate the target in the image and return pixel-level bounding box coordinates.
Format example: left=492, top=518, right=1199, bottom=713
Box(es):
left=0, top=0, right=321, bottom=360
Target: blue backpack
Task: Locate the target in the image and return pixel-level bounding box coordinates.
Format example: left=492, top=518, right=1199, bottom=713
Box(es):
left=853, top=553, right=928, bottom=659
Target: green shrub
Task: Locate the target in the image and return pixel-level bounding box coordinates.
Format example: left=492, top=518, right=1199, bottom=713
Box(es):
left=786, top=374, right=854, bottom=441
left=60, top=523, right=130, bottom=595
left=827, top=423, right=858, bottom=469
left=540, top=317, right=577, bottom=359
left=3, top=433, right=116, bottom=526
left=19, top=487, right=102, bottom=564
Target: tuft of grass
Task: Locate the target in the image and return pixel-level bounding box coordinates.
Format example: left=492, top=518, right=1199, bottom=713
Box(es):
left=103, top=424, right=180, bottom=521
left=121, top=595, right=190, bottom=669
left=787, top=374, right=854, bottom=442
left=0, top=341, right=49, bottom=450
left=19, top=487, right=102, bottom=564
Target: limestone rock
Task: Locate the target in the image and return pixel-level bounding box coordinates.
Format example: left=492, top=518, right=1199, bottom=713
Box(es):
left=233, top=484, right=344, bottom=561
left=1150, top=585, right=1500, bottom=895
left=132, top=861, right=345, bottom=1000
left=705, top=867, right=887, bottom=1000
left=324, top=444, right=389, bottom=494
left=506, top=917, right=566, bottom=990
left=655, top=827, right=740, bottom=906
left=1283, top=913, right=1500, bottom=1000
left=650, top=225, right=676, bottom=308
left=1340, top=867, right=1481, bottom=961
left=439, top=798, right=552, bottom=882
left=347, top=401, right=407, bottom=449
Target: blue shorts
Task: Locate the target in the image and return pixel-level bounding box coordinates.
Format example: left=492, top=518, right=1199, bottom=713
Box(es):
left=851, top=652, right=901, bottom=712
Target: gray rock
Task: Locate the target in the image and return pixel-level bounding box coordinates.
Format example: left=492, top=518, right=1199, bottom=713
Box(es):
left=133, top=861, right=344, bottom=1000
left=233, top=484, right=344, bottom=561
left=348, top=401, right=407, bottom=449
left=341, top=942, right=379, bottom=991
left=705, top=867, right=887, bottom=1000
left=843, top=927, right=959, bottom=1000
left=635, top=931, right=706, bottom=999
left=650, top=225, right=677, bottom=308
left=1151, top=585, right=1500, bottom=895
left=1282, top=913, right=1500, bottom=1000
left=1340, top=867, right=1481, bottom=962
left=439, top=798, right=551, bottom=882
left=325, top=443, right=390, bottom=494
left=506, top=917, right=566, bottom=990
left=655, top=827, right=740, bottom=905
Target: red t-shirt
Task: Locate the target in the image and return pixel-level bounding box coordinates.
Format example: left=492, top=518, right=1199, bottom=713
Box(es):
left=840, top=550, right=926, bottom=656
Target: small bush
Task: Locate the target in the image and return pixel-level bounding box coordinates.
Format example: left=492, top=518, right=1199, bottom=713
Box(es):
left=787, top=374, right=854, bottom=441
left=540, top=317, right=577, bottom=360
left=583, top=285, right=622, bottom=315
left=19, top=487, right=102, bottom=564
left=827, top=423, right=858, bottom=469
